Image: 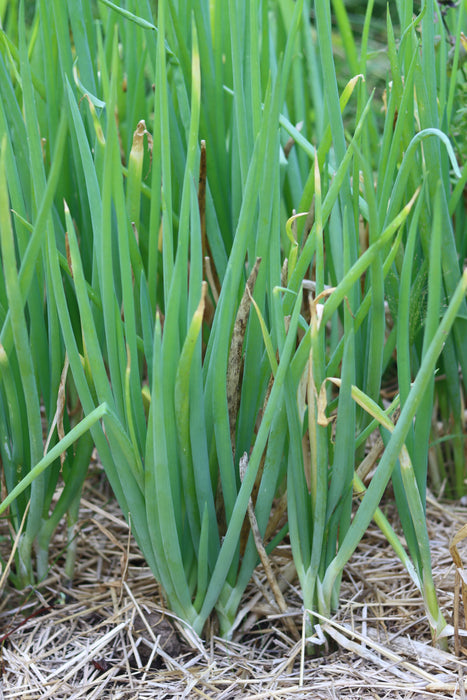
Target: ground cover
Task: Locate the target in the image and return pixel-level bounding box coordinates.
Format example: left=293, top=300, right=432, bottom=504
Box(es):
left=1, top=468, right=467, bottom=698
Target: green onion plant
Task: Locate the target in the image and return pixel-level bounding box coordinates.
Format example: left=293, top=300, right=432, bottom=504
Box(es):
left=0, top=0, right=465, bottom=647
left=0, top=5, right=95, bottom=587
left=280, top=0, right=466, bottom=643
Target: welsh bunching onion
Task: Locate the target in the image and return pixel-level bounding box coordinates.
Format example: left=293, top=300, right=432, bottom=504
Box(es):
left=0, top=0, right=465, bottom=646
left=0, top=6, right=96, bottom=587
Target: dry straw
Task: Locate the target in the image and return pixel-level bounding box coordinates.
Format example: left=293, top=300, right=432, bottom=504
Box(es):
left=0, top=0, right=466, bottom=655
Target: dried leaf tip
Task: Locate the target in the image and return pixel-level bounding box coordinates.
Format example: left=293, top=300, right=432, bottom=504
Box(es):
left=195, top=280, right=208, bottom=318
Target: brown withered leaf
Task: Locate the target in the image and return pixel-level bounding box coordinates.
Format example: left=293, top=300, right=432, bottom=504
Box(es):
left=226, top=257, right=262, bottom=456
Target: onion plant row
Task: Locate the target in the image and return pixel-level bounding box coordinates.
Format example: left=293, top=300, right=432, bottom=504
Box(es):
left=0, top=0, right=465, bottom=644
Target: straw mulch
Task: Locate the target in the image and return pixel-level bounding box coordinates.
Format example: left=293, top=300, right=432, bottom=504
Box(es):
left=1, top=467, right=467, bottom=700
